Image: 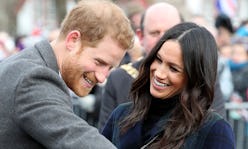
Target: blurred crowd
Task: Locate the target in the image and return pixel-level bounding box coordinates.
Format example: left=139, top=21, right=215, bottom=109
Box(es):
left=0, top=27, right=59, bottom=62
left=214, top=14, right=248, bottom=123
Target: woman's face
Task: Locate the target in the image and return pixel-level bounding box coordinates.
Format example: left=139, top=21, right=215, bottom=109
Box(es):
left=150, top=40, right=186, bottom=99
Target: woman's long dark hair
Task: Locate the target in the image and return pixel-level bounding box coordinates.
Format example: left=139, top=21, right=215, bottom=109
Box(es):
left=120, top=22, right=218, bottom=149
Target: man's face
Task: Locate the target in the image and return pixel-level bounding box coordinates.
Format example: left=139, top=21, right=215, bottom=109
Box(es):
left=139, top=6, right=181, bottom=55
left=61, top=36, right=125, bottom=97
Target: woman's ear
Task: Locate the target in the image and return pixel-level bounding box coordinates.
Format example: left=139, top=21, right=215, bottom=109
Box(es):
left=65, top=30, right=81, bottom=51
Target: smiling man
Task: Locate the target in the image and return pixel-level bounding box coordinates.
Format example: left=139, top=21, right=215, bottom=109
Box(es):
left=0, top=0, right=134, bottom=148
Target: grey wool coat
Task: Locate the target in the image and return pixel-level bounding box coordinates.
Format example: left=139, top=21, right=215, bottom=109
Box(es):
left=0, top=40, right=116, bottom=149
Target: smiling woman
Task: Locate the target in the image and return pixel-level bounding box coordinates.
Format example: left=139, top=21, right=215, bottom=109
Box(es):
left=150, top=40, right=186, bottom=99
left=101, top=22, right=236, bottom=149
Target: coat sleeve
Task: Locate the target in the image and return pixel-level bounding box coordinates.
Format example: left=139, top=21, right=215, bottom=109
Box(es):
left=101, top=103, right=131, bottom=147
left=14, top=67, right=116, bottom=149
left=101, top=111, right=115, bottom=141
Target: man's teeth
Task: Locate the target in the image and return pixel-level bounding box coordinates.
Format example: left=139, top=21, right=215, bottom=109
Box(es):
left=154, top=78, right=168, bottom=87
left=85, top=77, right=93, bottom=85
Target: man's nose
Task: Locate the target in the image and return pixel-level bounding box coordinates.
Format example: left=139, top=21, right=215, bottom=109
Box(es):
left=95, top=69, right=109, bottom=83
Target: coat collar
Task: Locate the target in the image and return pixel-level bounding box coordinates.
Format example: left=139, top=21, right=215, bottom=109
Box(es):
left=34, top=40, right=59, bottom=74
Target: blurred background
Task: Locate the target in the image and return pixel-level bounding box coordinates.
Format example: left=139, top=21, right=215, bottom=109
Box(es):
left=0, top=0, right=247, bottom=37
left=1, top=0, right=248, bottom=58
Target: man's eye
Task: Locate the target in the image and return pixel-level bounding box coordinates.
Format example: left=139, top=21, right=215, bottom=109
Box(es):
left=95, top=60, right=100, bottom=65
left=95, top=60, right=110, bottom=68
left=95, top=60, right=103, bottom=66
left=150, top=31, right=160, bottom=37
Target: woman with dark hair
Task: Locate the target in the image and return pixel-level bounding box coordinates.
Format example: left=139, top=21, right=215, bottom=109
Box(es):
left=101, top=22, right=235, bottom=149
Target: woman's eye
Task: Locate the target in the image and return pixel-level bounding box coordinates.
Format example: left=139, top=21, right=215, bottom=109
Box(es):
left=155, top=56, right=162, bottom=63
left=170, top=66, right=179, bottom=72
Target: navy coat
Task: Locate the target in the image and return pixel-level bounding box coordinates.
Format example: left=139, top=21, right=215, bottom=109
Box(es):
left=102, top=102, right=235, bottom=149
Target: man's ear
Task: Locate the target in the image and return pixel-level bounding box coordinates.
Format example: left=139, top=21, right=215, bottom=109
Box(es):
left=136, top=28, right=145, bottom=47
left=136, top=28, right=143, bottom=41
left=65, top=30, right=81, bottom=51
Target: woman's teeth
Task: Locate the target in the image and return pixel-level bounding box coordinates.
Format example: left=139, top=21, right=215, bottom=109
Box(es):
left=154, top=78, right=168, bottom=87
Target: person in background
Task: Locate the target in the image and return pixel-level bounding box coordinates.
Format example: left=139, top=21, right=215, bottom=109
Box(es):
left=119, top=1, right=145, bottom=65
left=228, top=36, right=248, bottom=147
left=215, top=13, right=235, bottom=48
left=218, top=44, right=233, bottom=59
left=102, top=22, right=235, bottom=149
left=229, top=37, right=248, bottom=102
left=214, top=13, right=235, bottom=98
left=0, top=0, right=134, bottom=148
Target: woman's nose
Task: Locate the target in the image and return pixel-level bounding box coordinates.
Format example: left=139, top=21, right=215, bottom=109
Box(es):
left=155, top=65, right=168, bottom=79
